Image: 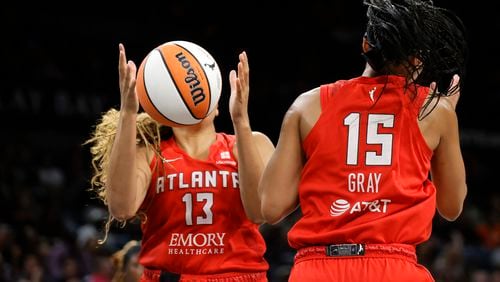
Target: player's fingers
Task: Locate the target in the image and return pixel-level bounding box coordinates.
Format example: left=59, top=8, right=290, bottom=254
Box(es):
left=240, top=51, right=249, bottom=74
left=449, top=74, right=460, bottom=95
left=237, top=62, right=247, bottom=92
left=118, top=44, right=128, bottom=90
left=229, top=70, right=238, bottom=94
left=239, top=52, right=249, bottom=85
left=119, top=44, right=128, bottom=74
left=429, top=81, right=437, bottom=94
left=448, top=74, right=461, bottom=109
left=127, top=60, right=137, bottom=90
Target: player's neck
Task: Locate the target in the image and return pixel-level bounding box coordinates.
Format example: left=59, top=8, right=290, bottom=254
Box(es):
left=361, top=63, right=378, bottom=77
left=361, top=62, right=419, bottom=82
left=172, top=125, right=217, bottom=159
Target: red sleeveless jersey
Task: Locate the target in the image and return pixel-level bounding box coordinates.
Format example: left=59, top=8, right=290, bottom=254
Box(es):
left=138, top=133, right=268, bottom=274
left=288, top=75, right=436, bottom=249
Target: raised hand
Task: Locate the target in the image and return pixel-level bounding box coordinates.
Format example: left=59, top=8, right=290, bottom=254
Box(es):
left=229, top=51, right=250, bottom=125
left=118, top=43, right=139, bottom=114
left=446, top=74, right=461, bottom=110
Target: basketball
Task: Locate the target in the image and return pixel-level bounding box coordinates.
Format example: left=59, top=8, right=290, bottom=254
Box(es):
left=136, top=40, right=222, bottom=127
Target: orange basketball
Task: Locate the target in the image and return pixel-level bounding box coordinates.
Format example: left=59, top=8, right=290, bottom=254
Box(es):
left=136, top=40, right=222, bottom=126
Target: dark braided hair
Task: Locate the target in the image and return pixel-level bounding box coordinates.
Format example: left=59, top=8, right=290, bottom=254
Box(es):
left=362, top=0, right=468, bottom=117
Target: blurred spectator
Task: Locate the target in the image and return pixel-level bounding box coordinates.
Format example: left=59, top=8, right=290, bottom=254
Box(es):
left=470, top=269, right=490, bottom=282
left=18, top=253, right=46, bottom=282
left=433, top=231, right=466, bottom=282
left=110, top=240, right=143, bottom=282
left=83, top=252, right=113, bottom=282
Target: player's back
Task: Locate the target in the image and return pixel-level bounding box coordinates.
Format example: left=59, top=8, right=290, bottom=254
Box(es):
left=288, top=75, right=436, bottom=249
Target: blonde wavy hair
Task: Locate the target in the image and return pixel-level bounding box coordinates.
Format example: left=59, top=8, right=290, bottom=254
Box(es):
left=84, top=108, right=170, bottom=243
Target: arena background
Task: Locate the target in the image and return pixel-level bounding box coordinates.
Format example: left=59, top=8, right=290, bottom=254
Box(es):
left=1, top=1, right=499, bottom=281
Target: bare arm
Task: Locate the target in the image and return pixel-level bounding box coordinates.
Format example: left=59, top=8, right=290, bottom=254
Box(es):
left=259, top=100, right=305, bottom=225
left=430, top=98, right=467, bottom=221
left=234, top=130, right=275, bottom=224
left=430, top=75, right=467, bottom=221
left=105, top=44, right=150, bottom=220
left=230, top=51, right=275, bottom=223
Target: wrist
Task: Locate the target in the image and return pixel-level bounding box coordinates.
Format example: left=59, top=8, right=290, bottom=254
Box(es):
left=120, top=101, right=139, bottom=115
left=232, top=119, right=252, bottom=133
left=119, top=110, right=138, bottom=120
left=232, top=116, right=251, bottom=128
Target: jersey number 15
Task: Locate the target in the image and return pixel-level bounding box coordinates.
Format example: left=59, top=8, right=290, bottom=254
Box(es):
left=344, top=113, right=395, bottom=166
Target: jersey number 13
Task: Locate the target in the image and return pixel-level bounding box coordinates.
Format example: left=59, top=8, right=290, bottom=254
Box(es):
left=182, top=192, right=213, bottom=225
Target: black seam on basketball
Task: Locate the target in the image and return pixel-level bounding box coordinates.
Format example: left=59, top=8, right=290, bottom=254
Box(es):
left=159, top=45, right=197, bottom=119
left=144, top=51, right=183, bottom=126
left=172, top=42, right=212, bottom=118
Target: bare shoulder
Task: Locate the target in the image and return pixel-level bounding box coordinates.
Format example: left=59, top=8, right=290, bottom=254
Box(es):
left=251, top=131, right=271, bottom=140
left=251, top=131, right=275, bottom=149
left=289, top=87, right=322, bottom=139
left=292, top=87, right=321, bottom=111
left=438, top=96, right=459, bottom=113
left=423, top=95, right=458, bottom=122
left=281, top=87, right=321, bottom=123
left=300, top=86, right=321, bottom=98
left=259, top=87, right=322, bottom=145
left=419, top=95, right=460, bottom=150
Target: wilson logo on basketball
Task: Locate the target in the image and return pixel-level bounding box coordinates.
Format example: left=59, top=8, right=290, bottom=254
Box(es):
left=175, top=52, right=206, bottom=106
left=136, top=40, right=221, bottom=127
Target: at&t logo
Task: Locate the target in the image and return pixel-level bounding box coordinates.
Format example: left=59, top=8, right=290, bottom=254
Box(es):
left=329, top=198, right=392, bottom=216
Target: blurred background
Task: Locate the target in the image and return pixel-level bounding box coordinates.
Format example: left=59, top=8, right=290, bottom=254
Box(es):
left=1, top=1, right=499, bottom=281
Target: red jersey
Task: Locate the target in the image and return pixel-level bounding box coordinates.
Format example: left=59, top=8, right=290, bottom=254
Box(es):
left=138, top=133, right=269, bottom=274
left=288, top=75, right=436, bottom=249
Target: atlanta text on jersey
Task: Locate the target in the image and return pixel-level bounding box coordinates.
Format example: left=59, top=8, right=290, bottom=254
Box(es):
left=156, top=170, right=239, bottom=193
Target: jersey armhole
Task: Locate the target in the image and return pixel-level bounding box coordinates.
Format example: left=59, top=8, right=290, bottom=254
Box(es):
left=138, top=142, right=166, bottom=213
left=413, top=87, right=434, bottom=157
left=222, top=133, right=238, bottom=163
left=320, top=81, right=346, bottom=110
left=319, top=83, right=335, bottom=110
left=303, top=83, right=340, bottom=148
left=319, top=84, right=329, bottom=111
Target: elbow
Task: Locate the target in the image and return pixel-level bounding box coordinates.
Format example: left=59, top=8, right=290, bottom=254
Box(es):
left=109, top=210, right=136, bottom=222
left=437, top=184, right=468, bottom=222
left=261, top=204, right=287, bottom=225
left=437, top=194, right=466, bottom=222
left=108, top=204, right=137, bottom=221
left=438, top=205, right=464, bottom=222
left=242, top=204, right=266, bottom=225
left=104, top=183, right=140, bottom=221
left=239, top=196, right=266, bottom=224
left=262, top=215, right=282, bottom=225
left=246, top=213, right=266, bottom=225
left=260, top=195, right=298, bottom=225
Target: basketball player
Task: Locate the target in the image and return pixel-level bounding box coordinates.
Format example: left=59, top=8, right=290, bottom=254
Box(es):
left=85, top=44, right=274, bottom=281
left=258, top=0, right=468, bottom=281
